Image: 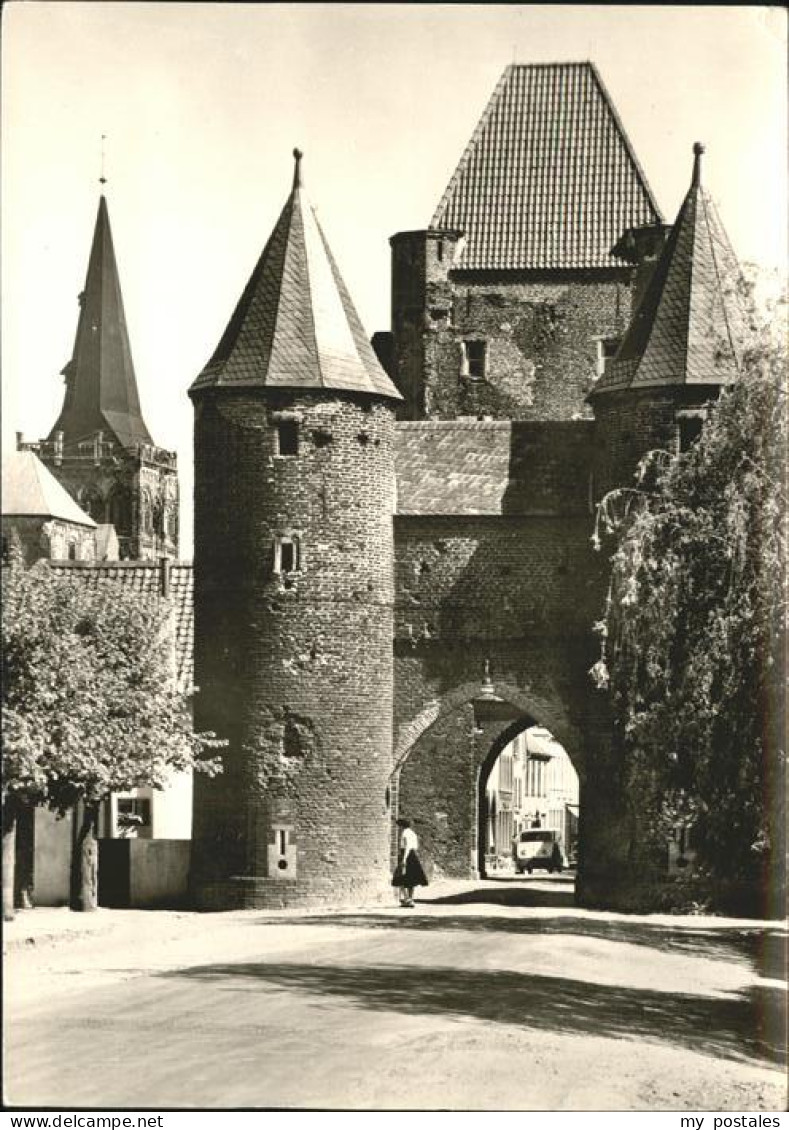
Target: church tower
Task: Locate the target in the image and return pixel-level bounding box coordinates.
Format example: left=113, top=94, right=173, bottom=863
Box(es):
left=27, top=193, right=179, bottom=559
left=190, top=151, right=402, bottom=909
left=590, top=143, right=747, bottom=496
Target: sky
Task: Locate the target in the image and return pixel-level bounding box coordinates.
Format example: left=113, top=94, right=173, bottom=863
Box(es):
left=2, top=3, right=786, bottom=556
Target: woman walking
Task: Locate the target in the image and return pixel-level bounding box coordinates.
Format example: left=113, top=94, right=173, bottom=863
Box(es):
left=392, top=817, right=428, bottom=907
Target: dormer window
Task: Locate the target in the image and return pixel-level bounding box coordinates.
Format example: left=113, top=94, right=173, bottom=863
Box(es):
left=461, top=339, right=487, bottom=380
left=276, top=420, right=299, bottom=457
left=274, top=534, right=301, bottom=576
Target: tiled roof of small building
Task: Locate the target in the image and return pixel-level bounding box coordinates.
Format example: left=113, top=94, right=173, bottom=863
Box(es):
left=2, top=450, right=96, bottom=527
left=47, top=561, right=194, bottom=691
left=431, top=63, right=662, bottom=271
left=192, top=151, right=401, bottom=401
left=48, top=196, right=154, bottom=450
left=592, top=144, right=746, bottom=395
left=395, top=420, right=594, bottom=516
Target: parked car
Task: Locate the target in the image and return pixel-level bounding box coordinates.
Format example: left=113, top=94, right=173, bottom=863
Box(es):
left=513, top=830, right=565, bottom=874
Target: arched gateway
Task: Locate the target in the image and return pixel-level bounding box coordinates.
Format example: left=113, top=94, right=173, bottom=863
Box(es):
left=392, top=678, right=583, bottom=881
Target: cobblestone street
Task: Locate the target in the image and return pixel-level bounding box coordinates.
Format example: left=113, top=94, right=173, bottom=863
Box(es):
left=4, top=878, right=786, bottom=1111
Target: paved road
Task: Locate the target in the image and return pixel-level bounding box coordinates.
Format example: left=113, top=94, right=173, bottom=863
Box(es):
left=4, top=878, right=786, bottom=1111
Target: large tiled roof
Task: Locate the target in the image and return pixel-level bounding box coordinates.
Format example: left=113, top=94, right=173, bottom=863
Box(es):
left=2, top=450, right=96, bottom=527
left=192, top=152, right=401, bottom=401
left=48, top=196, right=154, bottom=450
left=592, top=145, right=746, bottom=395
left=395, top=421, right=594, bottom=516
left=431, top=63, right=662, bottom=271
left=47, top=561, right=194, bottom=691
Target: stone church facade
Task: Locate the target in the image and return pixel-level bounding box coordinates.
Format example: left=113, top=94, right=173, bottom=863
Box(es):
left=13, top=63, right=746, bottom=911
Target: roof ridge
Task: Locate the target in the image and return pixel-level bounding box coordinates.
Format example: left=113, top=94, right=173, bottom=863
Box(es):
left=430, top=66, right=510, bottom=229
left=697, top=188, right=741, bottom=375
left=587, top=63, right=664, bottom=224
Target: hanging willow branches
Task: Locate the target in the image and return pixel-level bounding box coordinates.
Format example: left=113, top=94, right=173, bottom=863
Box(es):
left=592, top=315, right=786, bottom=881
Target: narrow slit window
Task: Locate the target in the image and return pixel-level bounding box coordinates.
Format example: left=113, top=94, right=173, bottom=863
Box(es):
left=595, top=336, right=621, bottom=379
left=276, top=420, right=299, bottom=456
left=274, top=535, right=301, bottom=575
left=678, top=416, right=704, bottom=452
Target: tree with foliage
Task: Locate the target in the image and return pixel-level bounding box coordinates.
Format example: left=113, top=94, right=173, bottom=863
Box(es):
left=591, top=308, right=786, bottom=909
left=2, top=559, right=223, bottom=916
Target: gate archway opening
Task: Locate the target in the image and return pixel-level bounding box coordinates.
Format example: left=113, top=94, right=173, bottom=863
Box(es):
left=478, top=720, right=579, bottom=881
left=393, top=678, right=583, bottom=886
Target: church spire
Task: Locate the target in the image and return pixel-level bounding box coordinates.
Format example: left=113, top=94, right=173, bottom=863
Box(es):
left=48, top=194, right=153, bottom=449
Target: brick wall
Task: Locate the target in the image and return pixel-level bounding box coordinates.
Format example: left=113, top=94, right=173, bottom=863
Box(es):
left=390, top=500, right=610, bottom=878
left=390, top=231, right=634, bottom=422
left=591, top=386, right=722, bottom=499
left=191, top=388, right=397, bottom=908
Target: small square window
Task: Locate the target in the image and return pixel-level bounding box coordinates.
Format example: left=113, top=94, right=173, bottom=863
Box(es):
left=117, top=797, right=151, bottom=827
left=462, top=340, right=487, bottom=380
left=276, top=420, right=299, bottom=456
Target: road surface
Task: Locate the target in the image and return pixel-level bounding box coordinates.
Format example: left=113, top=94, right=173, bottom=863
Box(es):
left=4, top=877, right=786, bottom=1110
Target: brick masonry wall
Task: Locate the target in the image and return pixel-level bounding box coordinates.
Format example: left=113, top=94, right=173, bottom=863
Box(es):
left=390, top=509, right=611, bottom=879
left=592, top=386, right=726, bottom=500
left=191, top=388, right=397, bottom=908
left=390, top=232, right=635, bottom=422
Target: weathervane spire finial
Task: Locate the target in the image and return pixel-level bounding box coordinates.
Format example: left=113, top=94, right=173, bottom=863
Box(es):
left=292, top=147, right=303, bottom=190
left=99, top=133, right=107, bottom=188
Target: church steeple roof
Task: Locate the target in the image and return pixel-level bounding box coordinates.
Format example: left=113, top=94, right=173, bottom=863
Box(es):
left=192, top=150, right=401, bottom=400
left=592, top=143, right=747, bottom=396
left=48, top=195, right=153, bottom=449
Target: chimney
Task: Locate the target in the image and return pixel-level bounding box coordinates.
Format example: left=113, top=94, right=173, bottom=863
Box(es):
left=159, top=555, right=171, bottom=598
left=54, top=431, right=64, bottom=465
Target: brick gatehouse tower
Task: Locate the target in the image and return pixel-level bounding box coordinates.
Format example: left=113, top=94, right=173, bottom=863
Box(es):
left=189, top=151, right=402, bottom=908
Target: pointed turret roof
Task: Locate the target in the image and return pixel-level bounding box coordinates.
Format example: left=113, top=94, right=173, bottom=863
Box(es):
left=430, top=62, right=663, bottom=271
left=192, top=151, right=401, bottom=399
left=592, top=144, right=747, bottom=396
left=2, top=450, right=96, bottom=527
left=48, top=195, right=153, bottom=449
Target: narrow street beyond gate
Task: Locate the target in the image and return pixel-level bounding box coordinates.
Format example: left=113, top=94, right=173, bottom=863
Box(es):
left=4, top=878, right=786, bottom=1111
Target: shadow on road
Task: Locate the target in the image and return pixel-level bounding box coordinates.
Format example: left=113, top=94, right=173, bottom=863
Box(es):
left=163, top=959, right=785, bottom=1068
left=429, top=879, right=576, bottom=910
left=250, top=897, right=787, bottom=982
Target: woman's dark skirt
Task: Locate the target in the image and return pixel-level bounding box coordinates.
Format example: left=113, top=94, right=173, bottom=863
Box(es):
left=392, top=852, right=428, bottom=888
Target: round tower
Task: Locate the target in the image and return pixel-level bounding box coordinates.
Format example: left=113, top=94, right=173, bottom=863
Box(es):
left=590, top=143, right=747, bottom=497
left=189, top=151, right=402, bottom=909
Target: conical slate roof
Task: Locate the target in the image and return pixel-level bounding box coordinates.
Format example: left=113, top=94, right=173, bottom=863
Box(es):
left=430, top=63, right=663, bottom=270
left=192, top=152, right=401, bottom=400
left=48, top=196, right=153, bottom=449
left=592, top=144, right=746, bottom=396
left=2, top=450, right=96, bottom=527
